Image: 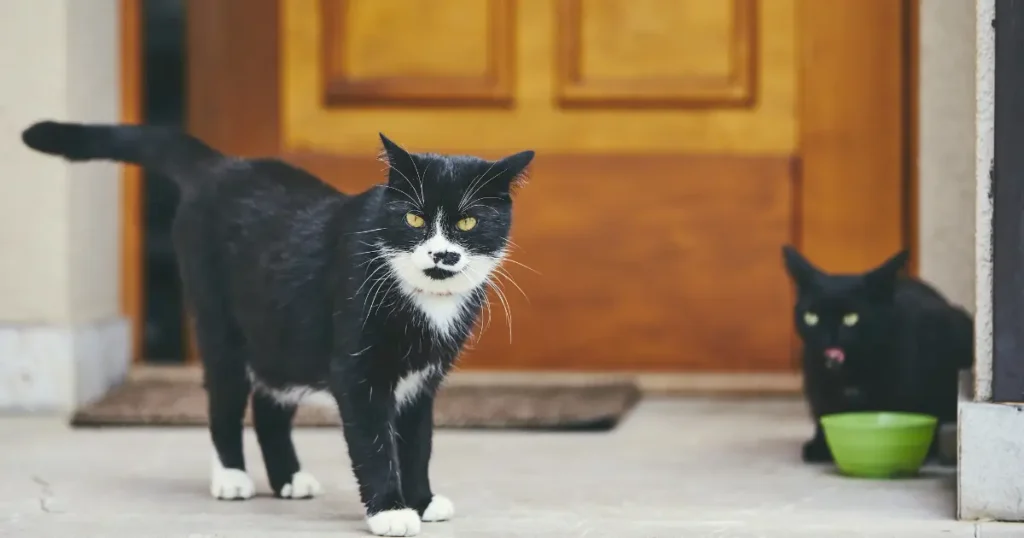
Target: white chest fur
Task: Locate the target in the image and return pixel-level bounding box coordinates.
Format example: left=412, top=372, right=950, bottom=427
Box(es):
left=407, top=291, right=469, bottom=338
left=394, top=365, right=440, bottom=411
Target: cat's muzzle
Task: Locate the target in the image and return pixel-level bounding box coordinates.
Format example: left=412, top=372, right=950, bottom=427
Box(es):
left=824, top=347, right=845, bottom=369
left=423, top=267, right=458, bottom=281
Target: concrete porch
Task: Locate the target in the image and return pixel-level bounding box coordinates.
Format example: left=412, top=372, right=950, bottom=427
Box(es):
left=1, top=398, right=1016, bottom=538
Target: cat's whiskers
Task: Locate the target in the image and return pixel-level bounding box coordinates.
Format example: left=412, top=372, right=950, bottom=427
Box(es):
left=461, top=203, right=501, bottom=216
left=384, top=163, right=424, bottom=209
left=407, top=153, right=427, bottom=207
left=502, top=257, right=540, bottom=275
left=353, top=254, right=393, bottom=297
left=383, top=185, right=420, bottom=210
left=355, top=252, right=391, bottom=269
left=459, top=160, right=499, bottom=210
left=346, top=227, right=388, bottom=236
left=362, top=271, right=396, bottom=329
left=489, top=277, right=513, bottom=344
left=380, top=298, right=404, bottom=324
left=466, top=264, right=512, bottom=343
left=478, top=287, right=494, bottom=341
left=458, top=271, right=491, bottom=345
left=361, top=273, right=388, bottom=310
left=459, top=167, right=509, bottom=213
left=492, top=266, right=529, bottom=302
left=372, top=276, right=404, bottom=318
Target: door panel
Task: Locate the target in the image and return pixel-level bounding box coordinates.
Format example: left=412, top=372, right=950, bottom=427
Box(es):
left=319, top=0, right=515, bottom=106
left=558, top=0, right=756, bottom=107
left=187, top=0, right=909, bottom=372
left=282, top=0, right=796, bottom=154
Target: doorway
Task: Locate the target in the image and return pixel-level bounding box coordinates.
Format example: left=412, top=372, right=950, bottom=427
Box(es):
left=123, top=0, right=917, bottom=375
left=140, top=0, right=187, bottom=363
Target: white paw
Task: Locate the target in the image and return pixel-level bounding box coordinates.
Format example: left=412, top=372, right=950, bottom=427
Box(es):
left=210, top=467, right=255, bottom=500
left=421, top=494, right=454, bottom=522
left=279, top=471, right=322, bottom=499
left=366, top=508, right=421, bottom=537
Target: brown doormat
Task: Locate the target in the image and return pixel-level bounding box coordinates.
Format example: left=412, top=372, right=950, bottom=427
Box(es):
left=71, top=378, right=641, bottom=432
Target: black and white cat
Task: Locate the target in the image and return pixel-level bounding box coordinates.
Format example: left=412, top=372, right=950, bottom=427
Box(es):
left=22, top=120, right=534, bottom=537
left=781, top=246, right=973, bottom=463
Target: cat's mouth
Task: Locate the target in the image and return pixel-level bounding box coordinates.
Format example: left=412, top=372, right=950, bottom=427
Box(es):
left=824, top=347, right=845, bottom=368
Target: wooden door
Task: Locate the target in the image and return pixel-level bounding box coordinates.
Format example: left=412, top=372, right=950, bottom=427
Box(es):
left=187, top=0, right=910, bottom=372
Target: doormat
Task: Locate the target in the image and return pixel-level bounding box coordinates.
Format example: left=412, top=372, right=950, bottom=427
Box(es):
left=71, top=378, right=641, bottom=432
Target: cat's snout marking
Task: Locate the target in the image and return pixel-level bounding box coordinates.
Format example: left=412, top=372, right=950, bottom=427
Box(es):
left=431, top=251, right=461, bottom=266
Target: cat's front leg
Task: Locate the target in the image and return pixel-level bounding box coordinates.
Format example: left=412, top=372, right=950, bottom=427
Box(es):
left=396, top=393, right=453, bottom=522
left=332, top=372, right=420, bottom=537
left=802, top=425, right=833, bottom=463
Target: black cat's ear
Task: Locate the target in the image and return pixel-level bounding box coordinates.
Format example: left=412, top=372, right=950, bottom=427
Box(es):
left=864, top=249, right=909, bottom=296
left=378, top=133, right=409, bottom=163
left=782, top=245, right=821, bottom=290
left=494, top=150, right=535, bottom=193
left=378, top=133, right=417, bottom=185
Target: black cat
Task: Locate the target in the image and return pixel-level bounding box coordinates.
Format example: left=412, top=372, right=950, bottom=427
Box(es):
left=22, top=121, right=534, bottom=537
left=781, top=246, right=973, bottom=463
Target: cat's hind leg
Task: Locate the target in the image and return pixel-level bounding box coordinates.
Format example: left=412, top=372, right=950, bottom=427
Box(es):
left=252, top=391, right=322, bottom=499
left=193, top=307, right=255, bottom=500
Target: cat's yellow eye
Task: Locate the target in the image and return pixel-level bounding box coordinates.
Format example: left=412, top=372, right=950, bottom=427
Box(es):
left=843, top=313, right=859, bottom=327
left=456, top=216, right=477, bottom=232
left=405, top=212, right=425, bottom=228
left=803, top=312, right=819, bottom=326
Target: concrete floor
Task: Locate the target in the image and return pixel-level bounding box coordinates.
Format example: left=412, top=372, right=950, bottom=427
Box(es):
left=0, top=398, right=1019, bottom=537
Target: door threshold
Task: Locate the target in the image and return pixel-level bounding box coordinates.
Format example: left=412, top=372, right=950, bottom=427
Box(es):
left=445, top=371, right=801, bottom=397
left=128, top=365, right=801, bottom=397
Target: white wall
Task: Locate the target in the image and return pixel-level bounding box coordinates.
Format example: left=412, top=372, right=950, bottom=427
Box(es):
left=955, top=0, right=1014, bottom=523
left=973, top=0, right=994, bottom=402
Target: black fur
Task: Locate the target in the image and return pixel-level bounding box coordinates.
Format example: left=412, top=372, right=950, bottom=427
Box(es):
left=22, top=121, right=534, bottom=521
left=782, top=246, right=973, bottom=463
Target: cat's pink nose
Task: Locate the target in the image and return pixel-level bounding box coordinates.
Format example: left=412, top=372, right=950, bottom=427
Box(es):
left=824, top=347, right=845, bottom=364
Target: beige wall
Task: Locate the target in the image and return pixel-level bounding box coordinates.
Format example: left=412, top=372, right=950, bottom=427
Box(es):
left=918, top=0, right=977, bottom=314
left=0, top=1, right=125, bottom=411
left=0, top=0, right=120, bottom=324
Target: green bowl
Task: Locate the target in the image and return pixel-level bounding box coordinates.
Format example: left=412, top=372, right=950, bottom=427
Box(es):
left=820, top=412, right=938, bottom=479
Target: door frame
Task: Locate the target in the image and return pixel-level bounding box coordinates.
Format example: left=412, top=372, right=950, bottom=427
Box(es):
left=119, top=0, right=920, bottom=365
left=121, top=0, right=144, bottom=363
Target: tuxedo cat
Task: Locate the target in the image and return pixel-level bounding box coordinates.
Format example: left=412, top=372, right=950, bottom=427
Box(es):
left=782, top=246, right=973, bottom=463
left=22, top=120, right=534, bottom=537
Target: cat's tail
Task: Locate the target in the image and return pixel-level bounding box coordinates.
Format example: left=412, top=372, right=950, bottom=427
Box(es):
left=21, top=121, right=224, bottom=195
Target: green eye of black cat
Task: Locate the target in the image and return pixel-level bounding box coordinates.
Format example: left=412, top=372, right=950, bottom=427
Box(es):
left=456, top=216, right=477, bottom=232
left=803, top=312, right=819, bottom=326
left=843, top=313, right=859, bottom=326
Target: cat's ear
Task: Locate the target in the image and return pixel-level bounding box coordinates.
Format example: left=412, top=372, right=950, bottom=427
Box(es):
left=378, top=133, right=417, bottom=185
left=863, top=249, right=909, bottom=297
left=493, top=150, right=536, bottom=193
left=782, top=245, right=821, bottom=290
